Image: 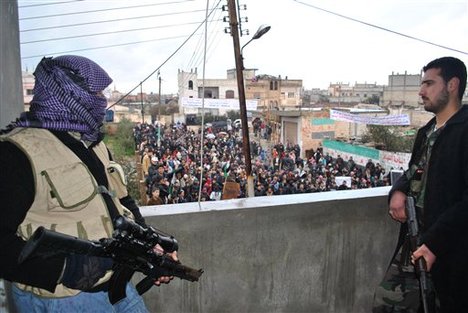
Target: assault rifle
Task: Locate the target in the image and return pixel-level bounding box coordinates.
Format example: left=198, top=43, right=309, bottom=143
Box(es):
left=406, top=196, right=436, bottom=313
left=18, top=216, right=203, bottom=304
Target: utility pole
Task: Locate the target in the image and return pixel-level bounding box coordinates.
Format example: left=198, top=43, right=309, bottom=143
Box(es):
left=140, top=83, right=144, bottom=123
left=158, top=73, right=161, bottom=148
left=227, top=0, right=254, bottom=197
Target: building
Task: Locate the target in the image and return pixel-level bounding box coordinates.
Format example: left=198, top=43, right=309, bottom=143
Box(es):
left=381, top=71, right=421, bottom=108
left=267, top=104, right=399, bottom=158
left=327, top=82, right=383, bottom=104
left=302, top=88, right=329, bottom=106
left=22, top=70, right=35, bottom=109
left=177, top=68, right=303, bottom=118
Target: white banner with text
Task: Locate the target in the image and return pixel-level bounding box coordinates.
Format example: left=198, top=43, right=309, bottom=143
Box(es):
left=330, top=109, right=410, bottom=125
left=181, top=97, right=258, bottom=110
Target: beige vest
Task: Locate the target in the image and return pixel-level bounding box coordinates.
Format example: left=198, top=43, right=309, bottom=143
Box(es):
left=2, top=128, right=132, bottom=298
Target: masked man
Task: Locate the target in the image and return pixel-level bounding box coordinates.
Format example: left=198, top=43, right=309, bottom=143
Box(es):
left=0, top=55, right=174, bottom=312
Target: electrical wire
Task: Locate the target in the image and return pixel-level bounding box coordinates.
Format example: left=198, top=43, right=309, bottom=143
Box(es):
left=183, top=2, right=224, bottom=86
left=18, top=0, right=84, bottom=9
left=184, top=2, right=222, bottom=69
left=21, top=34, right=191, bottom=59
left=191, top=8, right=224, bottom=66
left=179, top=3, right=224, bottom=89
left=21, top=21, right=210, bottom=44
left=130, top=0, right=223, bottom=94
left=178, top=29, right=225, bottom=90
left=19, top=0, right=194, bottom=20
left=108, top=0, right=222, bottom=109
left=20, top=9, right=207, bottom=32
left=19, top=0, right=224, bottom=87
left=293, top=0, right=468, bottom=56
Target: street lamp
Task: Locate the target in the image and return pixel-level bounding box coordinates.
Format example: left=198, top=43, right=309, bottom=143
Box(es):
left=227, top=0, right=270, bottom=197
left=241, top=25, right=271, bottom=64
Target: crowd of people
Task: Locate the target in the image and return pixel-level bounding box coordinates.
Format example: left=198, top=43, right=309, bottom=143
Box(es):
left=133, top=120, right=391, bottom=205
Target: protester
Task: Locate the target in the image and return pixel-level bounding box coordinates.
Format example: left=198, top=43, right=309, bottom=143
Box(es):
left=373, top=56, right=468, bottom=312
left=136, top=118, right=391, bottom=205
left=0, top=55, right=176, bottom=312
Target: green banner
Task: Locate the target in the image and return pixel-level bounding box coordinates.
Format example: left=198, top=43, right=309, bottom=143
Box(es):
left=323, top=140, right=379, bottom=159
left=311, top=118, right=334, bottom=126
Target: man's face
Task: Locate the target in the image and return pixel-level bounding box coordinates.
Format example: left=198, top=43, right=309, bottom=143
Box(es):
left=419, top=68, right=449, bottom=114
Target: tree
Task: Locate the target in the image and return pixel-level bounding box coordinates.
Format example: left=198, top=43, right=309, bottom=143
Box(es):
left=226, top=110, right=241, bottom=121
left=319, top=95, right=330, bottom=103
left=103, top=118, right=140, bottom=202
left=362, top=125, right=415, bottom=152
left=363, top=94, right=380, bottom=105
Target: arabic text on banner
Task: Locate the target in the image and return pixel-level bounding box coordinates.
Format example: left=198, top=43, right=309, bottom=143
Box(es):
left=181, top=97, right=258, bottom=110
left=329, top=109, right=410, bottom=126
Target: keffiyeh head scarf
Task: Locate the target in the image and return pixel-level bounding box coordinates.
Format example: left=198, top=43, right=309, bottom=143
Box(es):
left=12, top=55, right=112, bottom=142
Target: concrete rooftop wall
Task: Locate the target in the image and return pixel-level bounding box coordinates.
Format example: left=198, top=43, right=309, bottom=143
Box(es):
left=0, top=0, right=23, bottom=129
left=139, top=187, right=399, bottom=313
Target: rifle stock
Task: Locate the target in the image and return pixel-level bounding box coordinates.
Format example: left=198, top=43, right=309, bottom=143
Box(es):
left=18, top=226, right=104, bottom=263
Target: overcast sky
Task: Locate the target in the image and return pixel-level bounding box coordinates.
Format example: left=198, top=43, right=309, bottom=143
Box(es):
left=18, top=0, right=468, bottom=95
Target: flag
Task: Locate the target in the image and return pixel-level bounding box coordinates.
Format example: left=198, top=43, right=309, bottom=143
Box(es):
left=222, top=161, right=231, bottom=178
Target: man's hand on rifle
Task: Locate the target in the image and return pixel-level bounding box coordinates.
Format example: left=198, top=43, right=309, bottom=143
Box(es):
left=153, top=244, right=178, bottom=286
left=412, top=244, right=437, bottom=271
left=389, top=190, right=408, bottom=223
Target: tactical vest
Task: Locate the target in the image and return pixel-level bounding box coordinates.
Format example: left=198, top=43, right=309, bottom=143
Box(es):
left=1, top=128, right=131, bottom=298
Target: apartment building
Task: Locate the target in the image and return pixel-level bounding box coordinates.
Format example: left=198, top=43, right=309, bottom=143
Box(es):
left=22, top=70, right=35, bottom=109
left=327, top=82, right=383, bottom=104
left=177, top=68, right=302, bottom=116
left=381, top=71, right=421, bottom=107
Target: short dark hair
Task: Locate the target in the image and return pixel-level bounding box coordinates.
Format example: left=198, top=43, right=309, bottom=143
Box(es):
left=423, top=56, right=467, bottom=102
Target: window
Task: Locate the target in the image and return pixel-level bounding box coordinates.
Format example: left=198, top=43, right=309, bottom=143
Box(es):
left=188, top=80, right=193, bottom=90
left=253, top=92, right=261, bottom=99
left=270, top=80, right=279, bottom=90
left=26, top=89, right=34, bottom=95
left=288, top=92, right=295, bottom=98
left=225, top=90, right=235, bottom=98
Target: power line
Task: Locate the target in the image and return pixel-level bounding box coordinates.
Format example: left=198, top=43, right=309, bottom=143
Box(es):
left=21, top=34, right=192, bottom=59
left=293, top=0, right=468, bottom=56
left=20, top=9, right=208, bottom=33
left=21, top=21, right=213, bottom=44
left=109, top=0, right=223, bottom=108
left=182, top=2, right=223, bottom=80
left=19, top=0, right=194, bottom=20
left=18, top=0, right=84, bottom=9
